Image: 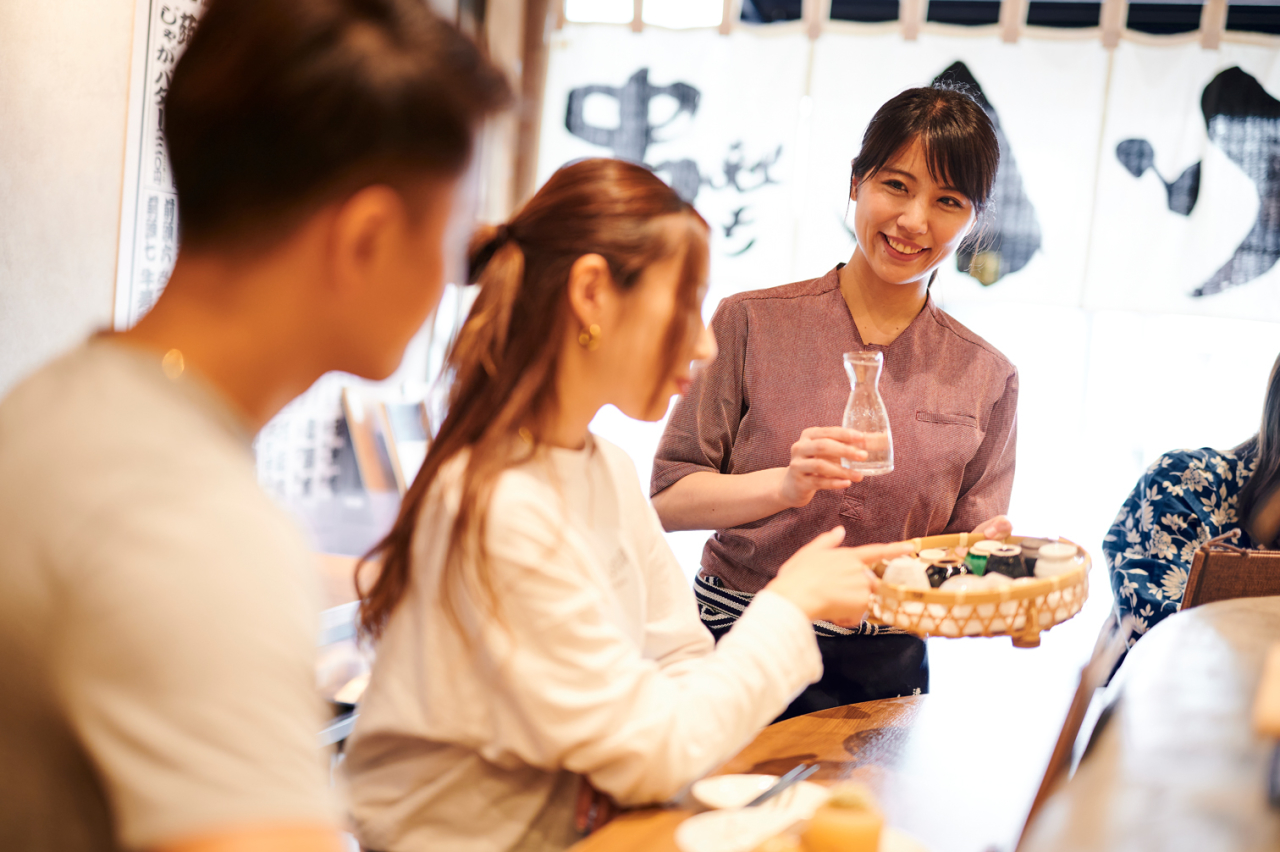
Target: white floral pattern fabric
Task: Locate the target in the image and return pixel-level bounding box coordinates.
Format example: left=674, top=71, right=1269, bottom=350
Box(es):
left=1104, top=447, right=1258, bottom=646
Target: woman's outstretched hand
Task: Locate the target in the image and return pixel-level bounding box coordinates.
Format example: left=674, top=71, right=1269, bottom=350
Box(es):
left=972, top=515, right=1013, bottom=541
left=778, top=427, right=869, bottom=509
left=765, top=527, right=915, bottom=627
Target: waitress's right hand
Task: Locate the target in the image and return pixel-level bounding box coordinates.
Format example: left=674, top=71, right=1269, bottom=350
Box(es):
left=778, top=427, right=868, bottom=508
left=765, top=528, right=914, bottom=627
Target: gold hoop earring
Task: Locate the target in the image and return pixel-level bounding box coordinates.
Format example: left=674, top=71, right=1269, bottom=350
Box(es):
left=577, top=323, right=602, bottom=351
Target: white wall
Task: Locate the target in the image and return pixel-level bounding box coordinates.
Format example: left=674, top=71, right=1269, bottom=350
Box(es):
left=0, top=3, right=135, bottom=395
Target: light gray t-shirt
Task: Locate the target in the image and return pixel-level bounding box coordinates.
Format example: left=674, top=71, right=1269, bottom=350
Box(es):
left=0, top=340, right=334, bottom=851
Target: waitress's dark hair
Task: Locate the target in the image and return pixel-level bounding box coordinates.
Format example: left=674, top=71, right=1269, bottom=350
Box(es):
left=357, top=159, right=708, bottom=640
left=165, top=0, right=510, bottom=249
left=1236, top=352, right=1280, bottom=535
left=851, top=84, right=1000, bottom=219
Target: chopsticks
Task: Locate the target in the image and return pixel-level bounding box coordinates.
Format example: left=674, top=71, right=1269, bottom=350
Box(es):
left=745, top=763, right=820, bottom=808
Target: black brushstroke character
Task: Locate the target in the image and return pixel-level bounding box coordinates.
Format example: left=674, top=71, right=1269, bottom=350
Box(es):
left=565, top=69, right=703, bottom=201
left=564, top=70, right=783, bottom=255
left=1115, top=139, right=1200, bottom=215
left=648, top=145, right=779, bottom=207
left=932, top=62, right=1043, bottom=285
left=649, top=158, right=705, bottom=205
left=723, top=206, right=753, bottom=238
left=1117, top=67, right=1280, bottom=297
left=710, top=142, right=783, bottom=193
left=1197, top=67, right=1280, bottom=296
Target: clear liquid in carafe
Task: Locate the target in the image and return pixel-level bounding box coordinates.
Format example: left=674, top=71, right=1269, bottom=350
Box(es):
left=841, top=351, right=894, bottom=476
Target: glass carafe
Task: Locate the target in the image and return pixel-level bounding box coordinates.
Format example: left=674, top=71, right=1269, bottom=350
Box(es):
left=841, top=351, right=893, bottom=476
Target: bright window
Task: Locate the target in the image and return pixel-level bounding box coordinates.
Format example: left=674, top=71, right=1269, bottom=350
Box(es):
left=564, top=0, right=633, bottom=24
left=644, top=0, right=724, bottom=28
left=566, top=0, right=725, bottom=27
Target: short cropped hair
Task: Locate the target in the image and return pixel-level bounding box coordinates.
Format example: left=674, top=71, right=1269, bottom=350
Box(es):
left=166, top=0, right=511, bottom=248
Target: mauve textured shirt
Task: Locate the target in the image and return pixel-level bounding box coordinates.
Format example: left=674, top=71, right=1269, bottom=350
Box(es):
left=652, top=267, right=1019, bottom=594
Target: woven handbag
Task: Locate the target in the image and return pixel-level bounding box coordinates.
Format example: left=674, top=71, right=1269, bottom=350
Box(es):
left=1181, top=529, right=1280, bottom=610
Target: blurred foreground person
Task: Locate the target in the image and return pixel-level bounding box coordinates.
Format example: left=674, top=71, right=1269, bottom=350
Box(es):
left=1105, top=350, right=1280, bottom=646
left=345, top=159, right=912, bottom=852
left=0, top=1, right=507, bottom=850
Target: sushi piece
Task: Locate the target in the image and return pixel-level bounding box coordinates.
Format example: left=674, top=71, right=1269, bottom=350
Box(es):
left=964, top=540, right=1002, bottom=576
left=985, top=544, right=1028, bottom=579
left=926, top=557, right=966, bottom=588
left=1034, top=542, right=1080, bottom=579
left=940, top=573, right=985, bottom=592
left=882, top=556, right=931, bottom=589
left=1016, top=537, right=1057, bottom=574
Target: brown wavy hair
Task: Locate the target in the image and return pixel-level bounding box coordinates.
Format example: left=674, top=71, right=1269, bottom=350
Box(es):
left=357, top=158, right=707, bottom=639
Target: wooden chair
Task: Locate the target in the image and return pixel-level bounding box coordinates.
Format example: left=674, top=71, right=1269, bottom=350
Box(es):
left=1181, top=530, right=1280, bottom=611
left=1017, top=612, right=1135, bottom=850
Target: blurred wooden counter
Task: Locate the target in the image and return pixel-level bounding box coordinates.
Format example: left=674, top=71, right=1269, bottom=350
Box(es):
left=573, top=689, right=1053, bottom=852
left=1020, top=597, right=1280, bottom=852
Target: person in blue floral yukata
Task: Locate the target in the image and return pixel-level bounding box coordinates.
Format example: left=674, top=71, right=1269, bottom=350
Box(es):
left=1105, top=352, right=1280, bottom=647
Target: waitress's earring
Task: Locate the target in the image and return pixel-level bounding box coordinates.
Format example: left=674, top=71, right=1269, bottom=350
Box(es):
left=578, top=323, right=602, bottom=351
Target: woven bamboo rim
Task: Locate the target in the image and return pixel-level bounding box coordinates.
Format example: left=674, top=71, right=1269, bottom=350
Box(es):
left=867, top=533, right=1090, bottom=648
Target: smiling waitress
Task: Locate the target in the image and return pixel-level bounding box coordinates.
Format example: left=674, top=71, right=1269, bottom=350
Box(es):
left=651, top=86, right=1019, bottom=717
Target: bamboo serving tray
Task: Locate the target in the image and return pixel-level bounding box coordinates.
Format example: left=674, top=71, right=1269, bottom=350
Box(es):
left=867, top=533, right=1090, bottom=648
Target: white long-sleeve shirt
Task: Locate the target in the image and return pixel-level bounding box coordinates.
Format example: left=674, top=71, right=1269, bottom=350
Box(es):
left=344, top=435, right=822, bottom=852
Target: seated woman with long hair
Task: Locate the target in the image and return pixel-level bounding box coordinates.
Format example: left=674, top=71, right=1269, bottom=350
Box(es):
left=1105, top=351, right=1280, bottom=646
left=343, top=158, right=911, bottom=852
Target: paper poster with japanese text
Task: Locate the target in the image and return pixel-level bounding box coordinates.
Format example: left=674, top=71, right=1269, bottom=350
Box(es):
left=1085, top=38, right=1280, bottom=321
left=114, top=0, right=204, bottom=330
left=801, top=30, right=1109, bottom=309
left=538, top=25, right=811, bottom=311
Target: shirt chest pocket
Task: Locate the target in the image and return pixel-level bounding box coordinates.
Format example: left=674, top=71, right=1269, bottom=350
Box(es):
left=913, top=410, right=983, bottom=470
left=916, top=411, right=978, bottom=428
left=838, top=411, right=983, bottom=523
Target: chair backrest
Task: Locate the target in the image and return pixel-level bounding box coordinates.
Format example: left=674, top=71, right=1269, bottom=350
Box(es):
left=1017, top=612, right=1134, bottom=850
left=342, top=386, right=431, bottom=496
left=1182, top=530, right=1280, bottom=611
left=317, top=599, right=364, bottom=749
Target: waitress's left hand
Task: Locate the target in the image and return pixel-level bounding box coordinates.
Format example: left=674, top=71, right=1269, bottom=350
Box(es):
left=972, top=515, right=1012, bottom=540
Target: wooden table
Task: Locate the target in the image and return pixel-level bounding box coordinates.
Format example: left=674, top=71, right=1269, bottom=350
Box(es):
left=1020, top=597, right=1280, bottom=852
left=573, top=687, right=1061, bottom=852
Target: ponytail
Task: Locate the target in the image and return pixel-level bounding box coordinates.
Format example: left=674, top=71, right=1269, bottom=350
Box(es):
left=357, top=217, right=546, bottom=641
left=462, top=225, right=526, bottom=378
left=467, top=223, right=514, bottom=283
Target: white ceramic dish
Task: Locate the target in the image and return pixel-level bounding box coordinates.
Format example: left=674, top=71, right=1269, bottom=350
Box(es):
left=674, top=809, right=799, bottom=852
left=691, top=774, right=830, bottom=815
left=674, top=809, right=927, bottom=852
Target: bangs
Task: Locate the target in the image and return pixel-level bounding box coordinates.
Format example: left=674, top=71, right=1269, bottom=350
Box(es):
left=918, top=123, right=996, bottom=208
